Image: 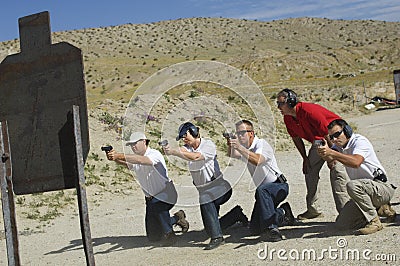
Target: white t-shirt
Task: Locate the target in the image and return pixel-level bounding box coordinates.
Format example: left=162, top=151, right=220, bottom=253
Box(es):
left=128, top=147, right=170, bottom=197
left=338, top=133, right=386, bottom=180
left=183, top=138, right=222, bottom=186
left=242, top=136, right=282, bottom=187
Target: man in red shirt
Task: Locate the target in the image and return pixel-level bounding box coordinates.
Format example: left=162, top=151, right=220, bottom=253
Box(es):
left=276, top=89, right=350, bottom=220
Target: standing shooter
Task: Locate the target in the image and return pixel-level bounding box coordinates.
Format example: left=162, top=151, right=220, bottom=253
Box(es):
left=276, top=88, right=350, bottom=220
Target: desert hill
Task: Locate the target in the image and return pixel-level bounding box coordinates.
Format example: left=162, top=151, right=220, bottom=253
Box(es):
left=1, top=17, right=399, bottom=105
left=0, top=16, right=399, bottom=227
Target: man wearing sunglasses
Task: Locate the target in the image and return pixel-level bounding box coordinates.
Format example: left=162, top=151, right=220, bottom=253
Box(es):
left=276, top=88, right=350, bottom=220
left=226, top=120, right=295, bottom=242
left=317, top=119, right=396, bottom=234
left=106, top=132, right=189, bottom=246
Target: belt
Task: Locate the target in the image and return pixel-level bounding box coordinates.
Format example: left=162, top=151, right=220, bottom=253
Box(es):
left=274, top=174, right=287, bottom=183
left=144, top=181, right=173, bottom=202
left=373, top=174, right=387, bottom=183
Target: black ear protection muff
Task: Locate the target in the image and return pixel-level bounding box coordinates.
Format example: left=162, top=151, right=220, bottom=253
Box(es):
left=176, top=122, right=199, bottom=140
left=283, top=88, right=298, bottom=108
left=188, top=123, right=199, bottom=138
left=343, top=124, right=353, bottom=138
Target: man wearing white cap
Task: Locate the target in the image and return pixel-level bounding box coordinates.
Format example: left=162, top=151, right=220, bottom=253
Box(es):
left=106, top=132, right=189, bottom=246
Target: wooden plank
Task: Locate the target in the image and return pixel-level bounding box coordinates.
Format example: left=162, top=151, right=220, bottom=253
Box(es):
left=0, top=121, right=20, bottom=266
left=73, top=106, right=95, bottom=266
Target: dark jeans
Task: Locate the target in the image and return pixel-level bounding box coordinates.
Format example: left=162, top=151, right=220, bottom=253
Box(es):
left=145, top=184, right=178, bottom=241
left=249, top=181, right=289, bottom=234
left=199, top=183, right=232, bottom=239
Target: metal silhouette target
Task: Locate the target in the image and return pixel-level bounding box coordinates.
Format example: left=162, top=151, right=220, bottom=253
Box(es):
left=123, top=60, right=275, bottom=206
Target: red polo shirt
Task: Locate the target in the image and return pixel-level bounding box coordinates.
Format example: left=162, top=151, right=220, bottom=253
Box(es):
left=283, top=102, right=341, bottom=143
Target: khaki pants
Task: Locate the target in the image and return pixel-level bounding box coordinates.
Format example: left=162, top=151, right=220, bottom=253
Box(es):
left=305, top=146, right=350, bottom=214
left=336, top=179, right=396, bottom=229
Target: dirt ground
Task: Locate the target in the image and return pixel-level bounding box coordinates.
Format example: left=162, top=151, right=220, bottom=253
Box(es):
left=1, top=107, right=400, bottom=265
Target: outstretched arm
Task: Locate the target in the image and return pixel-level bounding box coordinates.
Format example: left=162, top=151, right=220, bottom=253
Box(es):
left=106, top=150, right=153, bottom=166
left=163, top=145, right=205, bottom=161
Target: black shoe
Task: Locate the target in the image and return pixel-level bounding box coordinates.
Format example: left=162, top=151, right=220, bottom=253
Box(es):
left=281, top=202, right=295, bottom=226
left=159, top=231, right=177, bottom=246
left=237, top=206, right=249, bottom=226
left=204, top=237, right=225, bottom=250
left=266, top=228, right=283, bottom=242
left=174, top=210, right=189, bottom=233
left=248, top=226, right=261, bottom=236
left=220, top=205, right=249, bottom=231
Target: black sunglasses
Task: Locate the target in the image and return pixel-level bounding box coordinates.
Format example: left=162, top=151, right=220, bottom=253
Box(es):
left=329, top=130, right=343, bottom=140
left=236, top=130, right=253, bottom=136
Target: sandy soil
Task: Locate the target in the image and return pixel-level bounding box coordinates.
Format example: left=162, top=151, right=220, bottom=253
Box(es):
left=1, top=108, right=400, bottom=265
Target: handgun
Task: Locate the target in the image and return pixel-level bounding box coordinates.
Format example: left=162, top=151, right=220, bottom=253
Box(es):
left=313, top=139, right=325, bottom=146
left=158, top=140, right=169, bottom=147
left=101, top=145, right=113, bottom=152
left=223, top=132, right=236, bottom=139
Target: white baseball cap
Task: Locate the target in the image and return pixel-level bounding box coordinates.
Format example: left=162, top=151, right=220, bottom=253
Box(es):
left=126, top=132, right=147, bottom=146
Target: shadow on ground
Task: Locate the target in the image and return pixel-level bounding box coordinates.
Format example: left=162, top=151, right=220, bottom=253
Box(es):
left=45, top=219, right=373, bottom=255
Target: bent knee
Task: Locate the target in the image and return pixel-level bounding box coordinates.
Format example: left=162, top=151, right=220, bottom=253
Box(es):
left=346, top=180, right=369, bottom=201
left=346, top=180, right=359, bottom=194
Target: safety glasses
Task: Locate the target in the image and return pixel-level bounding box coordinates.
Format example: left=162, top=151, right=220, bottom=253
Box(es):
left=236, top=130, right=253, bottom=136
left=329, top=130, right=343, bottom=140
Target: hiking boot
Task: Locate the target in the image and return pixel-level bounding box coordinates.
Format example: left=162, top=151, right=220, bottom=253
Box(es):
left=280, top=202, right=295, bottom=226
left=357, top=216, right=383, bottom=235
left=297, top=210, right=323, bottom=220
left=174, top=210, right=189, bottom=233
left=377, top=204, right=396, bottom=223
left=204, top=237, right=225, bottom=250
left=159, top=231, right=177, bottom=246
left=266, top=228, right=283, bottom=242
